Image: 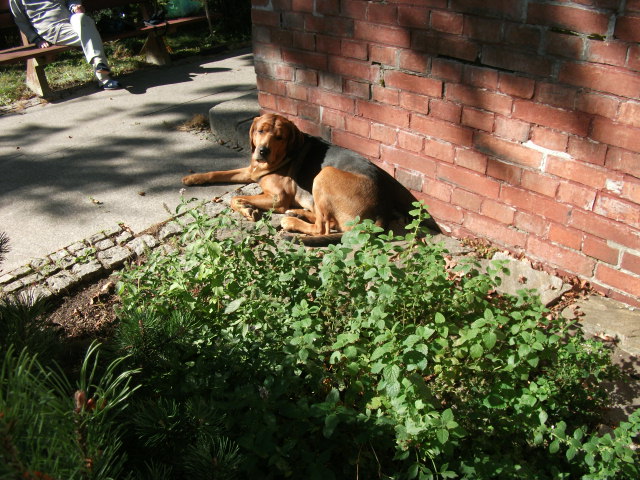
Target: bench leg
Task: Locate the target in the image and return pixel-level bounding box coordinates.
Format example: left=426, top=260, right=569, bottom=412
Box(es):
left=141, top=32, right=171, bottom=66
left=26, top=57, right=53, bottom=97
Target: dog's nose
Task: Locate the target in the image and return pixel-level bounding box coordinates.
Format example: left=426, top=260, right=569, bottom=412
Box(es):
left=258, top=145, right=270, bottom=158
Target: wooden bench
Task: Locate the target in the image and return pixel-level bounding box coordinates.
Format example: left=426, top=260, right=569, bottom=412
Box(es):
left=0, top=0, right=212, bottom=97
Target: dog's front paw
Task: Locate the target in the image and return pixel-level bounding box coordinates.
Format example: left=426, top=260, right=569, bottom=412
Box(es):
left=281, top=216, right=300, bottom=232
left=182, top=174, right=200, bottom=186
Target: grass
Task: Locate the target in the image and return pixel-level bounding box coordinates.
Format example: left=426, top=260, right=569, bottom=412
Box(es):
left=0, top=24, right=249, bottom=107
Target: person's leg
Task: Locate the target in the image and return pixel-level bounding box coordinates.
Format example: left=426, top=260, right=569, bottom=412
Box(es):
left=52, top=15, right=120, bottom=88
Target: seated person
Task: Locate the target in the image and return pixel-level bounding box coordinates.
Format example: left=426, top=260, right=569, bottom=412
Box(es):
left=10, top=0, right=121, bottom=89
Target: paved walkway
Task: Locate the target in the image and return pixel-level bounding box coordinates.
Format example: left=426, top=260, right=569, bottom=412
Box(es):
left=0, top=48, right=256, bottom=272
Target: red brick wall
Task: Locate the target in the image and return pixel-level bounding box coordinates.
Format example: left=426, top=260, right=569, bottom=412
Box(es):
left=251, top=0, right=640, bottom=305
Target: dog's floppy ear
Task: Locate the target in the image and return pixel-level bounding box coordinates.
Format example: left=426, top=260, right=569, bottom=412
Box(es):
left=286, top=120, right=306, bottom=154
left=249, top=116, right=261, bottom=152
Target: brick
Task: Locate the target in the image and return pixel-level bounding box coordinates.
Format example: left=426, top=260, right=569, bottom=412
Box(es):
left=424, top=138, right=455, bottom=163
left=455, top=148, right=488, bottom=173
left=534, top=82, right=576, bottom=110
left=355, top=20, right=410, bottom=48
left=305, top=15, right=354, bottom=36
left=373, top=85, right=400, bottom=105
left=276, top=96, right=299, bottom=115
left=594, top=194, right=640, bottom=225
left=501, top=185, right=571, bottom=224
left=628, top=45, right=640, bottom=72
left=437, top=163, right=501, bottom=198
left=605, top=147, right=640, bottom=177
left=575, top=92, right=619, bottom=118
left=309, top=89, right=355, bottom=112
left=428, top=99, right=462, bottom=123
left=398, top=49, right=430, bottom=73
left=397, top=5, right=430, bottom=28
left=486, top=159, right=522, bottom=184
left=545, top=31, right=584, bottom=59
left=282, top=49, right=327, bottom=70
left=618, top=101, right=640, bottom=128
left=384, top=71, right=443, bottom=97
left=567, top=137, right=607, bottom=165
left=332, top=129, right=380, bottom=158
left=328, top=56, right=378, bottom=81
left=251, top=9, right=281, bottom=27
left=321, top=108, right=345, bottom=129
left=316, top=35, right=342, bottom=55
left=296, top=69, right=318, bottom=85
left=317, top=0, right=340, bottom=14
left=345, top=116, right=371, bottom=138
left=527, top=3, right=609, bottom=35
left=462, top=107, right=494, bottom=132
left=514, top=211, right=548, bottom=236
left=615, top=14, right=640, bottom=43
left=463, top=65, right=499, bottom=90
left=549, top=223, right=583, bottom=250
left=411, top=114, right=473, bottom=146
left=341, top=0, right=368, bottom=19
left=464, top=213, right=528, bottom=249
left=571, top=209, right=640, bottom=250
left=412, top=31, right=480, bottom=62
left=357, top=100, right=409, bottom=128
left=431, top=10, right=464, bottom=34
left=446, top=83, right=513, bottom=116
left=381, top=145, right=437, bottom=177
left=595, top=264, right=640, bottom=296
left=431, top=58, right=463, bottom=82
left=546, top=156, right=607, bottom=188
left=371, top=123, right=397, bottom=145
left=527, top=237, right=595, bottom=277
left=474, top=132, right=543, bottom=168
left=512, top=100, right=590, bottom=136
left=422, top=178, right=454, bottom=203
left=481, top=199, right=515, bottom=224
left=557, top=181, right=597, bottom=210
left=530, top=127, right=568, bottom=152
left=494, top=116, right=530, bottom=142
left=345, top=79, right=370, bottom=99
left=415, top=193, right=465, bottom=224
left=621, top=177, right=640, bottom=203
left=559, top=62, right=640, bottom=99
left=498, top=73, right=535, bottom=99
left=452, top=188, right=483, bottom=212
left=396, top=168, right=423, bottom=192
left=521, top=170, right=559, bottom=197
left=450, top=0, right=523, bottom=20
left=367, top=1, right=397, bottom=24
left=587, top=39, right=629, bottom=67
left=369, top=44, right=397, bottom=66
left=505, top=22, right=542, bottom=51
left=398, top=131, right=424, bottom=152
left=622, top=252, right=640, bottom=275
left=583, top=235, right=619, bottom=265
left=286, top=83, right=308, bottom=101
left=482, top=46, right=552, bottom=77
left=463, top=15, right=503, bottom=43
left=400, top=92, right=429, bottom=112
left=592, top=117, right=640, bottom=153
left=318, top=72, right=342, bottom=92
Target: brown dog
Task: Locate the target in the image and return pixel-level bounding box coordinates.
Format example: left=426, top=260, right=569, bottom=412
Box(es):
left=182, top=113, right=438, bottom=243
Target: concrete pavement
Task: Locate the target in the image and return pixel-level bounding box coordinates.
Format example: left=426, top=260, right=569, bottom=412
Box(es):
left=0, top=48, right=256, bottom=272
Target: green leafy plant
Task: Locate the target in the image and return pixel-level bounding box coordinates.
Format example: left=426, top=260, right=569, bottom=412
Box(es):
left=0, top=342, right=139, bottom=479
left=113, top=201, right=639, bottom=479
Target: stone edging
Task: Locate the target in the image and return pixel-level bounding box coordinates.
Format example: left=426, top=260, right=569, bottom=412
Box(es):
left=0, top=185, right=259, bottom=302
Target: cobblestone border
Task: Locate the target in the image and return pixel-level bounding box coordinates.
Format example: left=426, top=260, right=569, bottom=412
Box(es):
left=0, top=185, right=260, bottom=302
